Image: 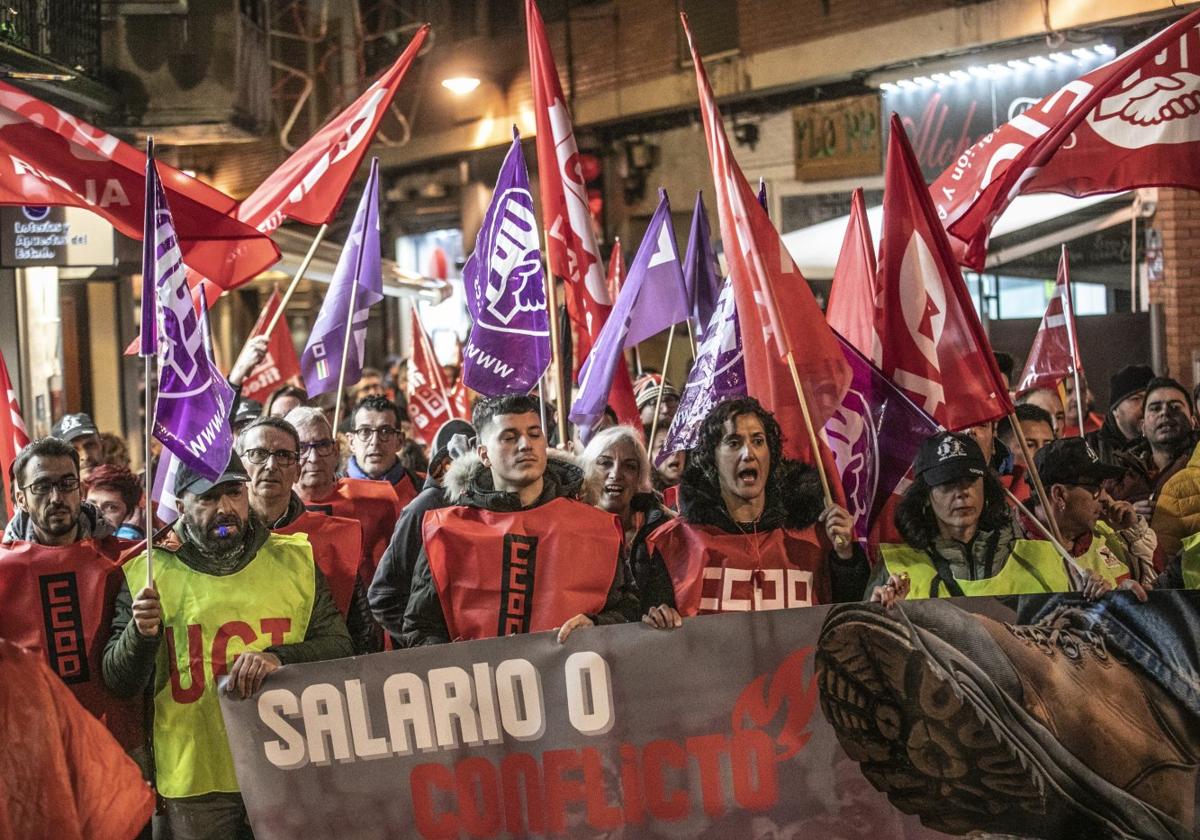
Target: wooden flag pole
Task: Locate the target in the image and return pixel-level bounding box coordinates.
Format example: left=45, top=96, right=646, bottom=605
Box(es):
left=1001, top=484, right=1089, bottom=584
left=542, top=233, right=569, bottom=448
left=647, top=326, right=677, bottom=448
left=785, top=351, right=833, bottom=508
left=143, top=350, right=154, bottom=591
left=1060, top=246, right=1087, bottom=438
left=634, top=346, right=644, bottom=376
left=330, top=270, right=361, bottom=436
left=263, top=223, right=329, bottom=338
left=1007, top=412, right=1065, bottom=545
left=684, top=318, right=698, bottom=359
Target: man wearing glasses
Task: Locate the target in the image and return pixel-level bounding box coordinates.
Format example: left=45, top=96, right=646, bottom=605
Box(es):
left=284, top=406, right=402, bottom=584
left=346, top=394, right=422, bottom=508
left=0, top=436, right=143, bottom=753
left=236, top=416, right=379, bottom=654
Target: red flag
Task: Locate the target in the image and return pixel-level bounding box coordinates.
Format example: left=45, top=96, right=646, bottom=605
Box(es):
left=932, top=9, right=1200, bottom=270
left=526, top=0, right=611, bottom=367
left=407, top=308, right=455, bottom=445
left=877, top=113, right=1013, bottom=432
left=0, top=82, right=278, bottom=288
left=825, top=188, right=880, bottom=363
left=605, top=240, right=625, bottom=303
left=238, top=27, right=429, bottom=233
left=683, top=14, right=850, bottom=462
left=1015, top=246, right=1083, bottom=395
left=239, top=290, right=302, bottom=405
left=0, top=348, right=29, bottom=517
left=450, top=380, right=472, bottom=423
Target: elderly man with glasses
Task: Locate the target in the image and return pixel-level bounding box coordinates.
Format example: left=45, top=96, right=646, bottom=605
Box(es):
left=345, top=394, right=422, bottom=508
left=284, top=405, right=402, bottom=588
left=236, top=416, right=379, bottom=654
left=0, top=436, right=144, bottom=755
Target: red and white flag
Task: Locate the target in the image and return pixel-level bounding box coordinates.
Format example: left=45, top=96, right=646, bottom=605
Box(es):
left=407, top=308, right=455, bottom=445
left=683, top=14, right=850, bottom=462
left=0, top=82, right=278, bottom=288
left=526, top=0, right=611, bottom=367
left=0, top=347, right=29, bottom=517
left=878, top=114, right=1013, bottom=432
left=825, top=188, right=880, bottom=363
left=239, top=290, right=302, bottom=405
left=932, top=9, right=1200, bottom=270
left=1016, top=246, right=1083, bottom=395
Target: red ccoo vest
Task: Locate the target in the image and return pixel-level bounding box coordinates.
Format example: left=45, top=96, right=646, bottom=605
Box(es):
left=422, top=498, right=621, bottom=641
left=276, top=511, right=365, bottom=617
left=646, top=519, right=833, bottom=615
left=303, top=477, right=402, bottom=581
left=0, top=537, right=144, bottom=749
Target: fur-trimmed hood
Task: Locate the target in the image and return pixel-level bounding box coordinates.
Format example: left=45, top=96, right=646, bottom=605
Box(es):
left=677, top=457, right=825, bottom=532
left=442, top=448, right=603, bottom=511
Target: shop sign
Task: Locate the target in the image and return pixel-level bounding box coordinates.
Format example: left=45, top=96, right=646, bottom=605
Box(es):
left=0, top=205, right=115, bottom=268
left=793, top=94, right=882, bottom=182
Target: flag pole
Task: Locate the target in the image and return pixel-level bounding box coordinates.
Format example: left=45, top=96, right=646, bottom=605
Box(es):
left=1060, top=245, right=1087, bottom=438
left=331, top=274, right=361, bottom=437
left=648, top=326, right=677, bottom=448
left=684, top=318, right=697, bottom=359
left=634, top=346, right=644, bottom=376
left=541, top=232, right=570, bottom=448
left=784, top=351, right=833, bottom=508
left=1007, top=412, right=1065, bottom=545
left=255, top=222, right=329, bottom=346
left=144, top=347, right=154, bottom=591
left=1001, top=484, right=1088, bottom=585
left=142, top=137, right=157, bottom=592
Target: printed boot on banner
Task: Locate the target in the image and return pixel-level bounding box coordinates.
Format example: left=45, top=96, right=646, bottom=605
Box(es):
left=814, top=599, right=1199, bottom=840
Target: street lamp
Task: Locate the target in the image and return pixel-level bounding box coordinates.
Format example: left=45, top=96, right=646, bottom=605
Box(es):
left=441, top=76, right=481, bottom=95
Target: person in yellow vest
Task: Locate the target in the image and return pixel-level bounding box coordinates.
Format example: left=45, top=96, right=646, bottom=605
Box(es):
left=102, top=452, right=352, bottom=840
left=1023, top=437, right=1157, bottom=593
left=867, top=431, right=1112, bottom=605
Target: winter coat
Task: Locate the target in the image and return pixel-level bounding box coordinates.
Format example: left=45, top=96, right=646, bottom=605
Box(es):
left=1151, top=440, right=1200, bottom=558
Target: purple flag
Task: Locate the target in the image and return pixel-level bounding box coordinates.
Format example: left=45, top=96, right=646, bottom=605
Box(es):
left=658, top=281, right=746, bottom=462
left=301, top=159, right=384, bottom=397
left=825, top=335, right=939, bottom=542
left=462, top=129, right=550, bottom=396
left=570, top=189, right=689, bottom=432
left=148, top=163, right=235, bottom=481
left=682, top=191, right=722, bottom=342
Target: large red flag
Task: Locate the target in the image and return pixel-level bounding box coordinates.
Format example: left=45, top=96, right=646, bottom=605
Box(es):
left=825, top=188, right=880, bottom=363
left=526, top=0, right=611, bottom=366
left=877, top=113, right=1013, bottom=432
left=0, top=81, right=278, bottom=288
left=1015, top=246, right=1083, bottom=395
left=683, top=15, right=850, bottom=463
left=932, top=9, right=1200, bottom=270
left=407, top=308, right=455, bottom=445
left=239, top=290, right=302, bottom=405
left=0, top=347, right=29, bottom=518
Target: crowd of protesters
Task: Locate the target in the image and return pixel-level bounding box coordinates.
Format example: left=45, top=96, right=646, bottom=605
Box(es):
left=6, top=347, right=1200, bottom=839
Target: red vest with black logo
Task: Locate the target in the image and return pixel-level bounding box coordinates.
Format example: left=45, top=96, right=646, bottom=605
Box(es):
left=276, top=511, right=364, bottom=617
left=646, top=519, right=833, bottom=615
left=422, top=498, right=621, bottom=641
left=304, top=477, right=402, bottom=581
left=0, top=538, right=143, bottom=749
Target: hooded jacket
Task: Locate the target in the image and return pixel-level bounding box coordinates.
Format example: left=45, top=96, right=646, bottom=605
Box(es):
left=1086, top=412, right=1139, bottom=466
left=633, top=458, right=869, bottom=613
left=400, top=449, right=638, bottom=646
left=1106, top=430, right=1200, bottom=505
left=1150, top=440, right=1200, bottom=558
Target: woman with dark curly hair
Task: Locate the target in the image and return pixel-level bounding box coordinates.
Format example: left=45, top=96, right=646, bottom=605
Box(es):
left=867, top=430, right=1111, bottom=605
left=633, top=396, right=868, bottom=628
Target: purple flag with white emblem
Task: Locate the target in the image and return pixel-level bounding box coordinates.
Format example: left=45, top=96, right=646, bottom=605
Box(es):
left=301, top=159, right=383, bottom=397
left=682, top=191, right=722, bottom=342
left=462, top=129, right=550, bottom=396
left=571, top=189, right=689, bottom=432
left=147, top=163, right=235, bottom=480
left=657, top=280, right=747, bottom=462
left=825, top=335, right=939, bottom=542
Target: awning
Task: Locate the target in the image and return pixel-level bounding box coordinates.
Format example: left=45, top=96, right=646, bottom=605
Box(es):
left=267, top=227, right=452, bottom=303
left=781, top=192, right=1136, bottom=279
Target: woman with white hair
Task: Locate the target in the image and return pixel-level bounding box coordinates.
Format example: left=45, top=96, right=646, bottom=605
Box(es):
left=580, top=425, right=674, bottom=552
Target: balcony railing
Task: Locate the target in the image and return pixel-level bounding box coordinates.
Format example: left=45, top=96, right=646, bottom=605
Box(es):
left=0, top=1, right=101, bottom=77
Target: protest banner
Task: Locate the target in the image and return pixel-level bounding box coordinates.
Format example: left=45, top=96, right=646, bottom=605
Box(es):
left=222, top=591, right=1200, bottom=839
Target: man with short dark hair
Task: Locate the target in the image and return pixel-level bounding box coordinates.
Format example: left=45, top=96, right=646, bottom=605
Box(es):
left=1016, top=389, right=1065, bottom=437
left=1088, top=364, right=1155, bottom=465
left=1107, top=377, right=1198, bottom=521
left=103, top=451, right=352, bottom=839
left=50, top=412, right=104, bottom=484
left=0, top=437, right=142, bottom=752
left=346, top=394, right=421, bottom=507
left=402, top=394, right=638, bottom=646
left=996, top=403, right=1056, bottom=503
left=237, top=416, right=379, bottom=653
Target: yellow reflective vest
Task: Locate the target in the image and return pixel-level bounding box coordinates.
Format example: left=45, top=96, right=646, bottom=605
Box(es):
left=880, top=539, right=1071, bottom=599
left=1070, top=521, right=1134, bottom=588
left=1181, top=532, right=1200, bottom=589
left=123, top=532, right=315, bottom=798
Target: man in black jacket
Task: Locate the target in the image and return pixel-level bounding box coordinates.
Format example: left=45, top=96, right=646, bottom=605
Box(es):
left=401, top=394, right=637, bottom=646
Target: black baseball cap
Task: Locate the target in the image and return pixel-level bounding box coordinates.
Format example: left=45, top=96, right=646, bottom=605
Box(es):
left=1033, top=438, right=1124, bottom=487
left=51, top=413, right=99, bottom=442
left=914, top=432, right=987, bottom=487
left=232, top=398, right=263, bottom=427
left=174, top=451, right=250, bottom=498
